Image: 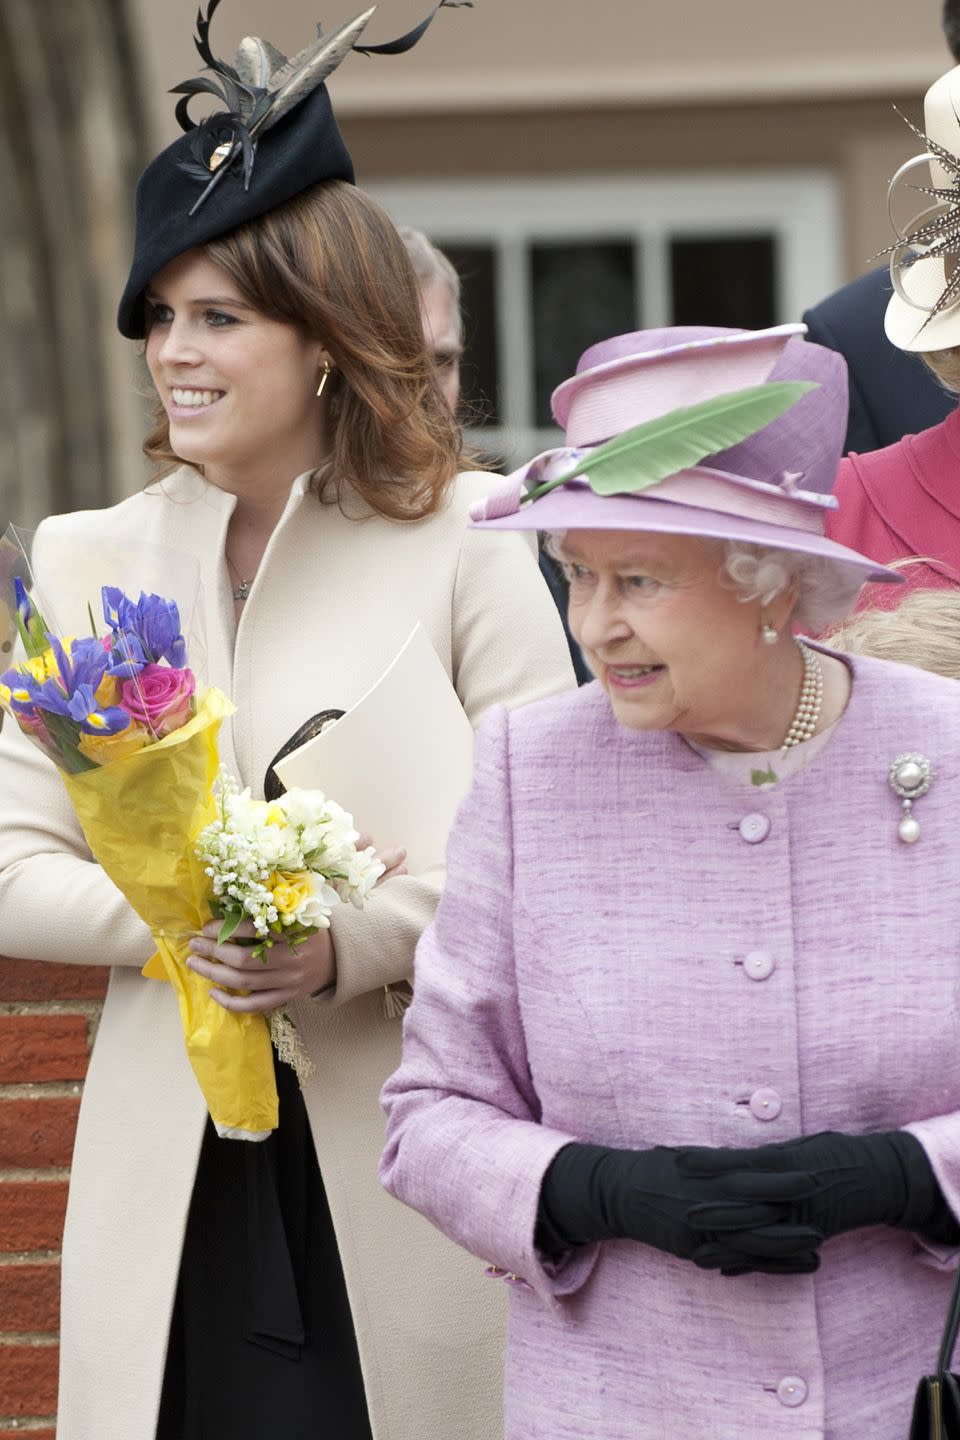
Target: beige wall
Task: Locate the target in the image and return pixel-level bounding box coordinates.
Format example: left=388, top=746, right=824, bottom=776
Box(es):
left=124, top=0, right=949, bottom=286
left=130, top=0, right=948, bottom=139
left=345, top=95, right=925, bottom=279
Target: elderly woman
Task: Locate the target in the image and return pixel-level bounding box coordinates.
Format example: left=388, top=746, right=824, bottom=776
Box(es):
left=380, top=324, right=960, bottom=1440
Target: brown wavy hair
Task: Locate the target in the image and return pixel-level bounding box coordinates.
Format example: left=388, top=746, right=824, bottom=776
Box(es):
left=143, top=181, right=466, bottom=521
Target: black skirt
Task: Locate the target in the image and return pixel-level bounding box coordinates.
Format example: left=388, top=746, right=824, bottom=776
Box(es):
left=156, top=1054, right=372, bottom=1440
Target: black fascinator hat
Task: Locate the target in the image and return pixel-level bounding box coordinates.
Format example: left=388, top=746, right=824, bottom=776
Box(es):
left=118, top=0, right=470, bottom=338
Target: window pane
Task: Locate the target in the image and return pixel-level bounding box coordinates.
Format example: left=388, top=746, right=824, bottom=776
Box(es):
left=440, top=243, right=500, bottom=427
left=670, top=234, right=777, bottom=330
left=530, top=242, right=637, bottom=428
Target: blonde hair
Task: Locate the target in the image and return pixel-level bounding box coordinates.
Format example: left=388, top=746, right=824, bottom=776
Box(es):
left=920, top=345, right=960, bottom=395
left=824, top=586, right=960, bottom=680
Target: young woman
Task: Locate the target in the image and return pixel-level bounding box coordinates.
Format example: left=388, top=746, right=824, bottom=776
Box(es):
left=0, top=10, right=573, bottom=1439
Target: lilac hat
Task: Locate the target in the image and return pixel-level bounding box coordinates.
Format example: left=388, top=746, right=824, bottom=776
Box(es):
left=470, top=324, right=900, bottom=587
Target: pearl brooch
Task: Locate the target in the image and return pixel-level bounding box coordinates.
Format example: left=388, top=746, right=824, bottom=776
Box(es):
left=888, top=753, right=933, bottom=843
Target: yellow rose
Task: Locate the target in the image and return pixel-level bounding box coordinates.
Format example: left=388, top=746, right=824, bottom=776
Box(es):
left=270, top=872, right=312, bottom=923
left=77, top=722, right=152, bottom=764
left=95, top=672, right=120, bottom=707
left=21, top=649, right=58, bottom=683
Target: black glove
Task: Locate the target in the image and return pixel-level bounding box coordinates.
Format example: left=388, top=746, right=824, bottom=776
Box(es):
left=677, top=1130, right=959, bottom=1261
left=537, top=1142, right=822, bottom=1274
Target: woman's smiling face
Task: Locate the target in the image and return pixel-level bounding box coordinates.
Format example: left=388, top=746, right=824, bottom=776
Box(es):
left=144, top=249, right=327, bottom=484
left=561, top=529, right=778, bottom=740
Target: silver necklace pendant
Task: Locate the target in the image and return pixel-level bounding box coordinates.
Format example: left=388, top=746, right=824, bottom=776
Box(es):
left=232, top=578, right=250, bottom=602
left=888, top=753, right=933, bottom=844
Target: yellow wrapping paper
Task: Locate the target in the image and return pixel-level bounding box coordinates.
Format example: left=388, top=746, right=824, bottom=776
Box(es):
left=62, top=688, right=279, bottom=1138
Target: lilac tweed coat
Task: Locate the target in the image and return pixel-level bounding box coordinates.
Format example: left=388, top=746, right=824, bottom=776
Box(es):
left=381, top=652, right=960, bottom=1440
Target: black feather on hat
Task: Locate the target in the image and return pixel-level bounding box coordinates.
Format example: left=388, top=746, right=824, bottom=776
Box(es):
left=117, top=0, right=471, bottom=339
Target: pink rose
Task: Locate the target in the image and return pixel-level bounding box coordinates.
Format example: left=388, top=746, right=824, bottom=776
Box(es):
left=119, top=664, right=196, bottom=736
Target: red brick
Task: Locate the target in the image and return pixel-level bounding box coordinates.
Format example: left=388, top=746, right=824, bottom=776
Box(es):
left=0, top=1016, right=90, bottom=1083
left=0, top=1182, right=68, bottom=1252
left=0, top=1431, right=55, bottom=1439
left=0, top=1100, right=78, bottom=1169
left=0, top=1262, right=59, bottom=1332
left=0, top=1343, right=58, bottom=1415
left=0, top=956, right=107, bottom=1002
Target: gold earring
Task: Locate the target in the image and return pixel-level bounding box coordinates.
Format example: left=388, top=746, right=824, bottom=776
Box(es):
left=316, top=360, right=332, bottom=400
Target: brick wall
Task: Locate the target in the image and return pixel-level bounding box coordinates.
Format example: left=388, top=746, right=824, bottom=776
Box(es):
left=0, top=959, right=107, bottom=1434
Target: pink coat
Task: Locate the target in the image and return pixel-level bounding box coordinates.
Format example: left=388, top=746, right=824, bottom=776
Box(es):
left=382, top=654, right=960, bottom=1439
left=826, top=403, right=960, bottom=599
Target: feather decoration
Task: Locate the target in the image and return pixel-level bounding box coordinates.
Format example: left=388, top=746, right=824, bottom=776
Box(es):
left=171, top=76, right=257, bottom=134
left=193, top=0, right=240, bottom=83
left=255, top=9, right=377, bottom=131
left=171, top=2, right=472, bottom=214
left=878, top=105, right=960, bottom=329
left=354, top=0, right=472, bottom=57
left=523, top=382, right=816, bottom=505
left=235, top=35, right=288, bottom=90
left=172, top=2, right=472, bottom=216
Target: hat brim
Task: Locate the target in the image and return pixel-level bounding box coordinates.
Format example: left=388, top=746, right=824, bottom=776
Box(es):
left=885, top=285, right=960, bottom=352
left=473, top=487, right=902, bottom=587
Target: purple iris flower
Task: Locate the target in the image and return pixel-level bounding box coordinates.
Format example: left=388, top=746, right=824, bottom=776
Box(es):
left=1, top=666, right=41, bottom=717
left=104, top=629, right=149, bottom=679
left=65, top=683, right=130, bottom=736
left=101, top=587, right=187, bottom=669
left=65, top=635, right=110, bottom=692
left=6, top=634, right=113, bottom=722
left=44, top=632, right=109, bottom=699
left=8, top=672, right=71, bottom=717
left=13, top=577, right=49, bottom=655
left=14, top=577, right=31, bottom=627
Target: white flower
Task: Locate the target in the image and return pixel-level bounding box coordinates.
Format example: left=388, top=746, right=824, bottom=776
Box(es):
left=196, top=772, right=380, bottom=947
left=278, top=787, right=338, bottom=830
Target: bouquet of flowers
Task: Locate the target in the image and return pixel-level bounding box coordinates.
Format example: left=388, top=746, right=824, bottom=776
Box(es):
left=0, top=558, right=378, bottom=1139
left=198, top=771, right=383, bottom=957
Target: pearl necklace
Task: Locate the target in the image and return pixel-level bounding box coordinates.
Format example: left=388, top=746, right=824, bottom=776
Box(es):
left=779, top=641, right=824, bottom=756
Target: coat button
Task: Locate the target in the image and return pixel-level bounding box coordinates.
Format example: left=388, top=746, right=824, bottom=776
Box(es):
left=749, top=1087, right=782, bottom=1121
left=776, top=1376, right=808, bottom=1407
left=738, top=812, right=770, bottom=843
left=743, top=950, right=775, bottom=980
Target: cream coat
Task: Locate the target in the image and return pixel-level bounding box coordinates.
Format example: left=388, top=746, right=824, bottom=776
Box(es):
left=0, top=466, right=574, bottom=1440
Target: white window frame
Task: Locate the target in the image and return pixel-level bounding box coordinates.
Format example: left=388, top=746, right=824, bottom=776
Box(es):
left=369, top=170, right=843, bottom=469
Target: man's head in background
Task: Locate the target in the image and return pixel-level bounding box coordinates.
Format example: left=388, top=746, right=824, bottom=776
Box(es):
left=945, top=0, right=960, bottom=60
left=399, top=226, right=464, bottom=413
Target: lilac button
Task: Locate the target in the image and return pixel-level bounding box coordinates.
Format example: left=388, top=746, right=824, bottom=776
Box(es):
left=743, top=950, right=775, bottom=981
left=776, top=1376, right=808, bottom=1408
left=739, top=812, right=771, bottom=844
left=749, top=1087, right=782, bottom=1121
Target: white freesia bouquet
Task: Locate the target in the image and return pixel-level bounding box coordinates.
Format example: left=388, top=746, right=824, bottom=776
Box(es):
left=196, top=769, right=385, bottom=957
